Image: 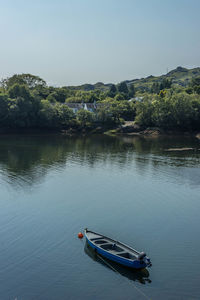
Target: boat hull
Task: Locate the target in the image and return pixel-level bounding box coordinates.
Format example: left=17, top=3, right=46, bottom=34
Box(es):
left=85, top=234, right=148, bottom=269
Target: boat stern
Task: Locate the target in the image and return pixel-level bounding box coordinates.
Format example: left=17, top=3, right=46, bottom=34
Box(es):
left=143, top=256, right=152, bottom=267
left=136, top=252, right=152, bottom=268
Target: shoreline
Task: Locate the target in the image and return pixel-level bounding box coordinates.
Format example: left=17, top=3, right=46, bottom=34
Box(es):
left=0, top=127, right=199, bottom=139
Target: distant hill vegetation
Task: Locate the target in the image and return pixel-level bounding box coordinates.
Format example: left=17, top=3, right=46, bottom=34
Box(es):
left=67, top=66, right=200, bottom=93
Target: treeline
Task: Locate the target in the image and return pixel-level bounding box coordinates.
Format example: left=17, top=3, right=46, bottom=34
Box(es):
left=136, top=76, right=200, bottom=130
left=0, top=74, right=135, bottom=129
left=136, top=91, right=200, bottom=130
left=0, top=73, right=200, bottom=132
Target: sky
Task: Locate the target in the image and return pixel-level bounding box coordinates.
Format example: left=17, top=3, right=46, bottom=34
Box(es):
left=0, top=0, right=200, bottom=86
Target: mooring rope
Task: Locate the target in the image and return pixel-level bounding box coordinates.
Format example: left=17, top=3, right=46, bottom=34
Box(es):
left=94, top=250, right=152, bottom=300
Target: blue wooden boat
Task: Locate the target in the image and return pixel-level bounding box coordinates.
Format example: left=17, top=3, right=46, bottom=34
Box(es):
left=84, top=229, right=152, bottom=269
left=84, top=242, right=151, bottom=284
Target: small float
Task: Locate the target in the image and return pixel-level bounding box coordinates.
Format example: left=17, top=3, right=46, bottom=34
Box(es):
left=84, top=229, right=152, bottom=269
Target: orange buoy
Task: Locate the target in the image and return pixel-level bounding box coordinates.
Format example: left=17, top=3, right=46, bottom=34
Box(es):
left=78, top=232, right=84, bottom=239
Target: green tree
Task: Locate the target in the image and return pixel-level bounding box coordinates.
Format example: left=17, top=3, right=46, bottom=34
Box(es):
left=108, top=84, right=117, bottom=97
left=151, top=79, right=172, bottom=94
left=118, top=81, right=129, bottom=96
left=191, top=76, right=200, bottom=87
left=114, top=93, right=126, bottom=101
left=7, top=84, right=41, bottom=127
left=135, top=92, right=200, bottom=130
left=8, top=96, right=40, bottom=127
left=54, top=103, right=75, bottom=126
left=39, top=101, right=74, bottom=127
left=48, top=88, right=68, bottom=103
left=96, top=105, right=114, bottom=125
left=193, top=85, right=200, bottom=94
left=128, top=83, right=135, bottom=98
left=32, top=85, right=53, bottom=99
left=100, top=99, right=131, bottom=124
left=188, top=76, right=200, bottom=95
left=8, top=84, right=31, bottom=100
left=151, top=82, right=160, bottom=94
left=39, top=100, right=56, bottom=127
left=0, top=93, right=9, bottom=126
left=76, top=109, right=94, bottom=127
left=135, top=97, right=154, bottom=127
left=1, top=74, right=46, bottom=89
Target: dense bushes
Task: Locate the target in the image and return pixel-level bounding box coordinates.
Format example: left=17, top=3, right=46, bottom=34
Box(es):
left=135, top=92, right=200, bottom=130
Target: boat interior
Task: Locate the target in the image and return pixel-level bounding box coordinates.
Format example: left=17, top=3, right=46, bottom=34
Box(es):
left=90, top=236, right=137, bottom=260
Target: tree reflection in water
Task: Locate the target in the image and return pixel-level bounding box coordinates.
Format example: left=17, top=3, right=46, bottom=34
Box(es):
left=0, top=134, right=199, bottom=188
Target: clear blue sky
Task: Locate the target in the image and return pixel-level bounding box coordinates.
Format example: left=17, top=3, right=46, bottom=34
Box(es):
left=0, top=0, right=200, bottom=86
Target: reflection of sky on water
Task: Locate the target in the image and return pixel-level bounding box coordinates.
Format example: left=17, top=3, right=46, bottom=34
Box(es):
left=0, top=135, right=199, bottom=189
left=0, top=135, right=200, bottom=300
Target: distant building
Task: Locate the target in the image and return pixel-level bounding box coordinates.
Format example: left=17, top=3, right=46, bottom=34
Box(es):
left=129, top=97, right=143, bottom=102
left=65, top=102, right=101, bottom=114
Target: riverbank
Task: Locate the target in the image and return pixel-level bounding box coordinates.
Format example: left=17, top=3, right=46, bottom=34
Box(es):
left=0, top=125, right=199, bottom=139
left=104, top=126, right=200, bottom=139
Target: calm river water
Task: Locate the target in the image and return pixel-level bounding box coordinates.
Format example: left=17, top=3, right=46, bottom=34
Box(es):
left=0, top=134, right=200, bottom=300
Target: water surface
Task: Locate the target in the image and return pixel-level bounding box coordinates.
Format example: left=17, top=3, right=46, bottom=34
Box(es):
left=0, top=134, right=200, bottom=300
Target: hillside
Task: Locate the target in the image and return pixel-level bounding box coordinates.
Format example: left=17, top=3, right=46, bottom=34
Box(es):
left=129, top=66, right=200, bottom=92
left=67, top=66, right=200, bottom=93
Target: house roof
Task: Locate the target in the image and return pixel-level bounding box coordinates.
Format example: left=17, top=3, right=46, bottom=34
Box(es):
left=65, top=103, right=103, bottom=109
left=65, top=103, right=84, bottom=108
